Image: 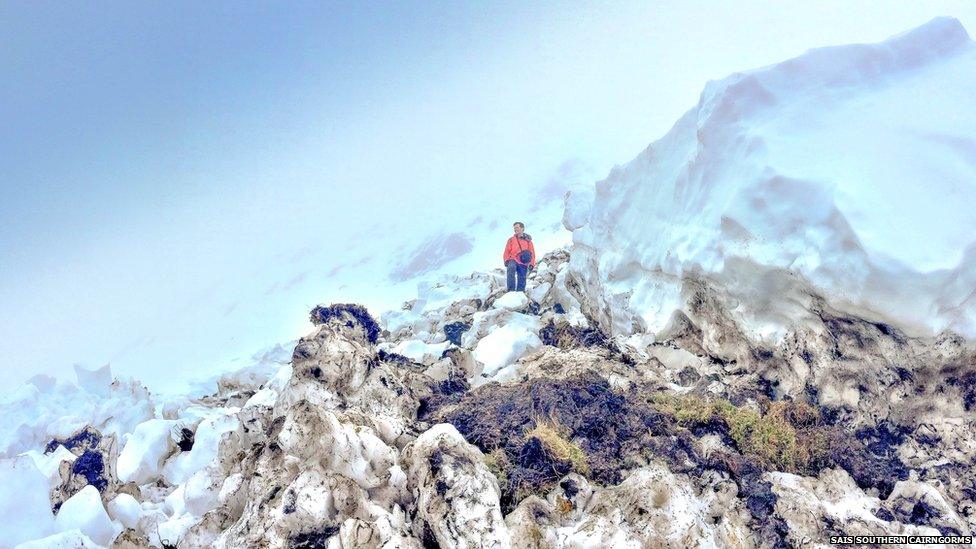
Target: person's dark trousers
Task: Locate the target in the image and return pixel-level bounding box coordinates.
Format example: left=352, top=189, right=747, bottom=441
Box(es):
left=506, top=260, right=528, bottom=291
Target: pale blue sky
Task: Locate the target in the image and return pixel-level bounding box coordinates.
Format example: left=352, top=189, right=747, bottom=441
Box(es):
left=2, top=1, right=974, bottom=392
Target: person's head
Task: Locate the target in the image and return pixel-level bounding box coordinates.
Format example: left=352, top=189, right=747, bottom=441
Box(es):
left=513, top=221, right=524, bottom=235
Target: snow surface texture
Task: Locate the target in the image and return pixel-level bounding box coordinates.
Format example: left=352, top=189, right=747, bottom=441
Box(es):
left=1, top=241, right=975, bottom=547
left=567, top=17, right=976, bottom=341
left=0, top=456, right=56, bottom=545
left=2, top=17, right=976, bottom=549
left=0, top=365, right=154, bottom=458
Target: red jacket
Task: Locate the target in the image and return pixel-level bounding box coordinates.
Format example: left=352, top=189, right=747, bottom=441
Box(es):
left=503, top=234, right=536, bottom=266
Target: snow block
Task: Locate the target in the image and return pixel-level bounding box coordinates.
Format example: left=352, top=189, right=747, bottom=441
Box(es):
left=0, top=456, right=55, bottom=546
left=53, top=485, right=122, bottom=546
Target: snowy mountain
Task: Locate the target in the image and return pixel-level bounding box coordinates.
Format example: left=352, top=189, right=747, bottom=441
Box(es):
left=3, top=17, right=976, bottom=549
left=566, top=16, right=976, bottom=341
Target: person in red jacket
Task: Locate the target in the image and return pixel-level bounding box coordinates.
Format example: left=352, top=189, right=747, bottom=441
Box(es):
left=503, top=221, right=536, bottom=292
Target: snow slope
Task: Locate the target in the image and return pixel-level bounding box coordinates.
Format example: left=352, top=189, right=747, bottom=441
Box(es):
left=2, top=17, right=976, bottom=548
left=566, top=17, right=976, bottom=340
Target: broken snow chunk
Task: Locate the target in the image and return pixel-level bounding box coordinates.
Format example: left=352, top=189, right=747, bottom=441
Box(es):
left=53, top=485, right=122, bottom=546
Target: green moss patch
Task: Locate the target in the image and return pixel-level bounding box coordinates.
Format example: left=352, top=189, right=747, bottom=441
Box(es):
left=649, top=394, right=831, bottom=473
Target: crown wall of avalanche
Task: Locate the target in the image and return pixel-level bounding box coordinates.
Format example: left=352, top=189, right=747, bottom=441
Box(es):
left=564, top=17, right=976, bottom=341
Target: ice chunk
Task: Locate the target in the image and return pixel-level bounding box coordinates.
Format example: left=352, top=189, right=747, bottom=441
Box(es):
left=0, top=456, right=55, bottom=546
left=162, top=411, right=239, bottom=485
left=53, top=485, right=122, bottom=546
left=13, top=530, right=100, bottom=549
left=22, top=445, right=77, bottom=488
left=73, top=364, right=113, bottom=396
left=0, top=374, right=154, bottom=459
left=106, top=493, right=142, bottom=530
left=242, top=388, right=277, bottom=409
left=472, top=313, right=542, bottom=378
left=183, top=467, right=223, bottom=517
left=493, top=292, right=528, bottom=311
left=383, top=339, right=451, bottom=364
left=157, top=513, right=199, bottom=547
left=117, top=418, right=177, bottom=484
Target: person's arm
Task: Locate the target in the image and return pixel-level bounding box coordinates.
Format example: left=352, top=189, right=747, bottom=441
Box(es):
left=503, top=238, right=510, bottom=265
left=529, top=240, right=537, bottom=268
